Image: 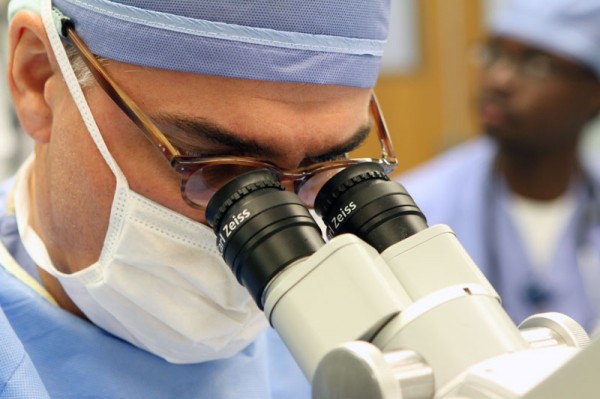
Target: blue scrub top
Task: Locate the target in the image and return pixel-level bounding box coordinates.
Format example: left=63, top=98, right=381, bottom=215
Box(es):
left=0, top=178, right=311, bottom=399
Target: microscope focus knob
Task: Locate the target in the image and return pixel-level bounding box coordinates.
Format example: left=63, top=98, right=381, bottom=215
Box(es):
left=312, top=341, right=434, bottom=399
left=518, top=312, right=590, bottom=349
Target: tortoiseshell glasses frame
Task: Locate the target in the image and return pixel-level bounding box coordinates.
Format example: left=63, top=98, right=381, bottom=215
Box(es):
left=65, top=25, right=398, bottom=209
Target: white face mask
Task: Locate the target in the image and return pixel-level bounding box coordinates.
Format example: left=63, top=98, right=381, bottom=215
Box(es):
left=13, top=1, right=268, bottom=364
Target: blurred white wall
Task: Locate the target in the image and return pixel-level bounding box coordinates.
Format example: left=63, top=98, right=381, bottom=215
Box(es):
left=380, top=0, right=420, bottom=75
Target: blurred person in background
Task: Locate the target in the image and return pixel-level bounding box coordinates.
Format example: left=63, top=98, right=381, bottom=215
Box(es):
left=399, top=0, right=600, bottom=333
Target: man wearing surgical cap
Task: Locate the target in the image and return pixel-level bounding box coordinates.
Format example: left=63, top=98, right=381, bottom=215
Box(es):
left=0, top=0, right=391, bottom=397
left=400, top=0, right=600, bottom=334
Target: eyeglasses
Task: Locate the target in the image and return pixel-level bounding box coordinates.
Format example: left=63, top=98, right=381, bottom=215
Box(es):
left=64, top=25, right=398, bottom=209
left=473, top=42, right=593, bottom=82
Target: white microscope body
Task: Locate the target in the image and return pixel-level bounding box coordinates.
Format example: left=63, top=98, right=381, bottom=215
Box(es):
left=206, top=163, right=597, bottom=399
left=265, top=225, right=591, bottom=398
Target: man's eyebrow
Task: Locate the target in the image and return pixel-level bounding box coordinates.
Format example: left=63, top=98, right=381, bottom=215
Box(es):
left=155, top=113, right=269, bottom=156
left=153, top=113, right=372, bottom=159
left=308, top=123, right=372, bottom=162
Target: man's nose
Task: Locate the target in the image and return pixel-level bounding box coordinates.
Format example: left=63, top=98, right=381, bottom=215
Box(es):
left=485, top=57, right=521, bottom=89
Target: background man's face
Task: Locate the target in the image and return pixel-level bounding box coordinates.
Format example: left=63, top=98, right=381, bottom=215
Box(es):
left=476, top=37, right=600, bottom=154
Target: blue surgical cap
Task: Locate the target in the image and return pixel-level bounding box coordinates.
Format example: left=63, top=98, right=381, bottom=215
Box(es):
left=490, top=0, right=600, bottom=77
left=9, top=0, right=390, bottom=88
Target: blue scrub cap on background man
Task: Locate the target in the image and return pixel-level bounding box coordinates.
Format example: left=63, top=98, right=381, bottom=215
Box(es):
left=490, top=0, right=600, bottom=77
left=8, top=0, right=390, bottom=88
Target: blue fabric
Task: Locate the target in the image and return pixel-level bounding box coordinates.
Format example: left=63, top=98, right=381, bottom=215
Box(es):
left=398, top=137, right=600, bottom=332
left=490, top=0, right=600, bottom=77
left=9, top=0, right=390, bottom=87
left=0, top=311, right=49, bottom=399
left=0, top=179, right=310, bottom=398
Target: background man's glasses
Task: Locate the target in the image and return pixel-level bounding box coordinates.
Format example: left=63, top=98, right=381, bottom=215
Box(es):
left=65, top=25, right=398, bottom=210
left=473, top=42, right=594, bottom=81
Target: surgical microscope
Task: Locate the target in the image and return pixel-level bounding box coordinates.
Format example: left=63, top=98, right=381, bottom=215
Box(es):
left=206, top=162, right=600, bottom=399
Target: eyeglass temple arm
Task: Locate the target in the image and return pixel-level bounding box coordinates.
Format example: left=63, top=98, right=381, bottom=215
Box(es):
left=370, top=94, right=397, bottom=163
left=65, top=27, right=179, bottom=160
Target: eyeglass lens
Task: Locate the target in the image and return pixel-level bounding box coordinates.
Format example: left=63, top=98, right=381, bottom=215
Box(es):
left=476, top=44, right=556, bottom=80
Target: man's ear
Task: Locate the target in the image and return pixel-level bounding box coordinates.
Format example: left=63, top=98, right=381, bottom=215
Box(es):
left=8, top=11, right=61, bottom=143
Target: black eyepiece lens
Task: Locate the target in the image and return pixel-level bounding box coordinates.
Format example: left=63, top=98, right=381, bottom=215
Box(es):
left=314, top=162, right=427, bottom=252
left=206, top=170, right=324, bottom=308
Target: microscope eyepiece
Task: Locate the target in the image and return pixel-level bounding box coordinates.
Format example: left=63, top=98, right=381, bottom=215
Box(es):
left=206, top=170, right=324, bottom=308
left=314, top=162, right=427, bottom=252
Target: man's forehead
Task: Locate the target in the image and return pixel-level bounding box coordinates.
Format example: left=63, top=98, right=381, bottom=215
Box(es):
left=100, top=62, right=370, bottom=131
left=97, top=58, right=372, bottom=163
left=107, top=60, right=371, bottom=104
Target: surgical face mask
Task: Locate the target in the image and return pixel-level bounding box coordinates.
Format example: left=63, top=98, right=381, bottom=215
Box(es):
left=13, top=1, right=268, bottom=364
